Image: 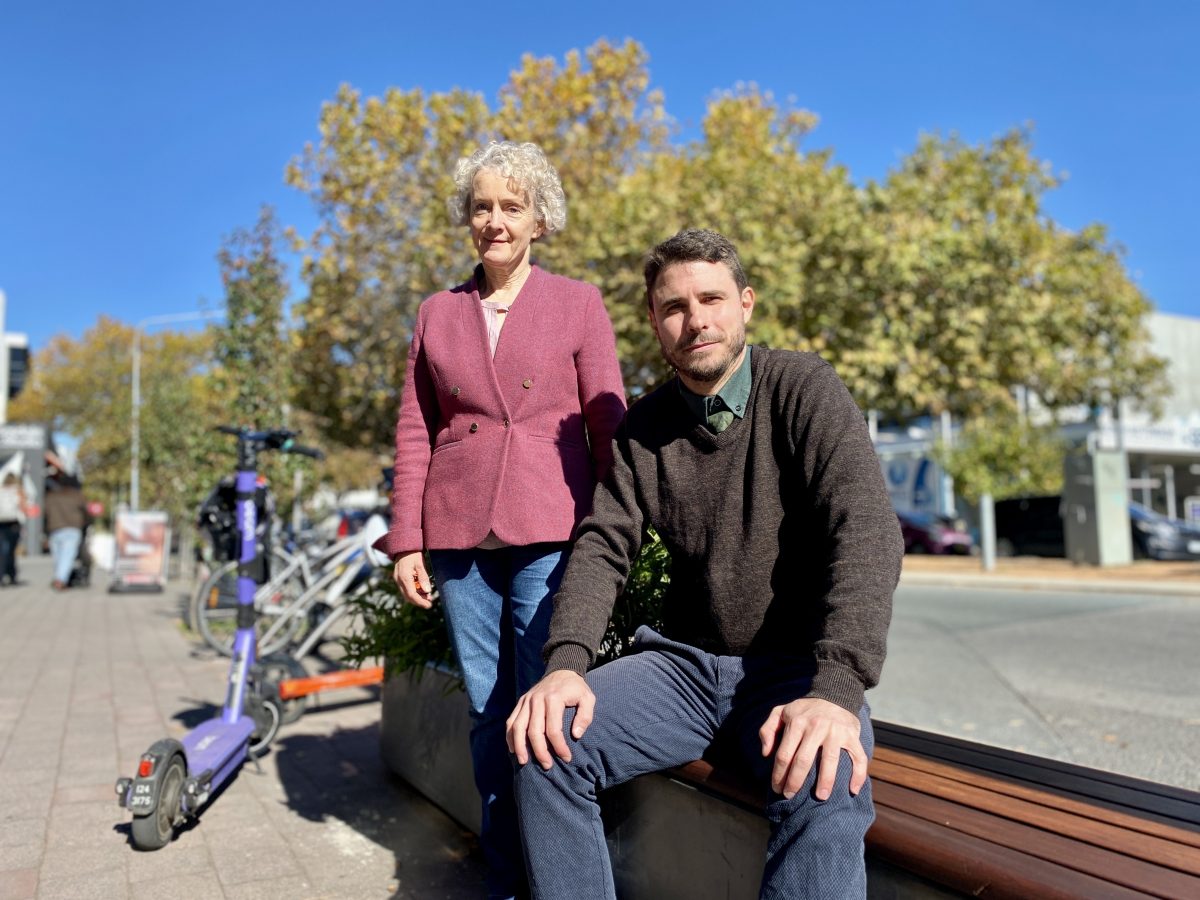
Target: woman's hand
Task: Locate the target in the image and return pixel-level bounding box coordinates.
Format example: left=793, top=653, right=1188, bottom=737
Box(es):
left=392, top=550, right=433, bottom=609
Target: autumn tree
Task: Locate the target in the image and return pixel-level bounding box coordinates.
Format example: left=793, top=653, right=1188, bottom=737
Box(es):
left=865, top=128, right=1167, bottom=422
left=283, top=40, right=1167, bottom=491
left=9, top=317, right=226, bottom=524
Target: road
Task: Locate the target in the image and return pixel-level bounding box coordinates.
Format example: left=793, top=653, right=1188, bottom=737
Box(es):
left=868, top=583, right=1200, bottom=792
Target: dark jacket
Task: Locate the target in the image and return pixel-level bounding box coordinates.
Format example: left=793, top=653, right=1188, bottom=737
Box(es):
left=44, top=480, right=88, bottom=532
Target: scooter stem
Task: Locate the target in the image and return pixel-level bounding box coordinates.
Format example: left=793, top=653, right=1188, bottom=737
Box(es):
left=222, top=467, right=259, bottom=723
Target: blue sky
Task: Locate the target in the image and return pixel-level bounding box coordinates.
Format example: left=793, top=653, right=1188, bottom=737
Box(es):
left=2, top=1, right=1197, bottom=353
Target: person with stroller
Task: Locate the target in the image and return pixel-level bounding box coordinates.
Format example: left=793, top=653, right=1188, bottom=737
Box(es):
left=44, top=451, right=89, bottom=591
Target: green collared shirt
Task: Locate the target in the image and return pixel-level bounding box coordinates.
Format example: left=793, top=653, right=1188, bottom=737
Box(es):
left=678, top=345, right=752, bottom=433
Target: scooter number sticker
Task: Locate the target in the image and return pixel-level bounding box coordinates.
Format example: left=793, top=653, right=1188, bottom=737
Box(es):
left=129, top=792, right=153, bottom=808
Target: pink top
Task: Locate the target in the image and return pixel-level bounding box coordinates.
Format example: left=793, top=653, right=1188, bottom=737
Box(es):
left=377, top=265, right=627, bottom=556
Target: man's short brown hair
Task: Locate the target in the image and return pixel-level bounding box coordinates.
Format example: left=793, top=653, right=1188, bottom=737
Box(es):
left=643, top=229, right=749, bottom=307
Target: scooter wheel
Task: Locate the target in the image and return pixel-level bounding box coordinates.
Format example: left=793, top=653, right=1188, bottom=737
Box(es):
left=254, top=653, right=308, bottom=725
left=130, top=755, right=185, bottom=851
left=247, top=695, right=282, bottom=759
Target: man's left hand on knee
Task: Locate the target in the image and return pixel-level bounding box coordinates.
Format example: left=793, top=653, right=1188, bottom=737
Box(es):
left=758, top=698, right=868, bottom=801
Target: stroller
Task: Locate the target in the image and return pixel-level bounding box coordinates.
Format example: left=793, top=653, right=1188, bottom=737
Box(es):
left=67, top=520, right=92, bottom=587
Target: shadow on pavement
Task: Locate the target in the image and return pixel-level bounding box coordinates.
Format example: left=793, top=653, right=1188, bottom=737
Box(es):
left=271, top=722, right=487, bottom=898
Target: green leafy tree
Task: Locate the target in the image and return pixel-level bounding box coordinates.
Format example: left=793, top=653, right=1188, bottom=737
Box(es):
left=934, top=413, right=1066, bottom=505
left=210, top=207, right=311, bottom=508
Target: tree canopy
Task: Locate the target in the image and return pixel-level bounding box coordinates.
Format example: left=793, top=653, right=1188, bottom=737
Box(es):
left=285, top=39, right=1167, bottom=455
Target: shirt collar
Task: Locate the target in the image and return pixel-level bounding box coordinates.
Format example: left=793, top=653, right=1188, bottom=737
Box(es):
left=678, top=345, right=753, bottom=428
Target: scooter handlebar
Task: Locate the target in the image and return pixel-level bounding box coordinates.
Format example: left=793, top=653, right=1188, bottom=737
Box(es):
left=287, top=444, right=324, bottom=460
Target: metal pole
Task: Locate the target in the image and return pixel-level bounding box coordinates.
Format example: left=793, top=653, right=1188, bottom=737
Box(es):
left=292, top=467, right=303, bottom=535
left=867, top=409, right=878, bottom=445
left=980, top=493, right=996, bottom=572
left=130, top=328, right=142, bottom=510
left=1164, top=465, right=1176, bottom=520
left=940, top=409, right=956, bottom=516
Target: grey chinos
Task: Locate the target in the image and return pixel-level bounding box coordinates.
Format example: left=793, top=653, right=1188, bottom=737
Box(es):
left=514, top=627, right=876, bottom=899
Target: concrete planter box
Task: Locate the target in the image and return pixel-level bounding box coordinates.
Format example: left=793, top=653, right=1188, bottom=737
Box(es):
left=380, top=665, right=480, bottom=833
left=379, top=666, right=930, bottom=898
left=380, top=664, right=767, bottom=896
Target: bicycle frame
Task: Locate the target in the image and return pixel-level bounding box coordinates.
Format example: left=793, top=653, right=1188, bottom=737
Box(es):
left=255, top=536, right=369, bottom=652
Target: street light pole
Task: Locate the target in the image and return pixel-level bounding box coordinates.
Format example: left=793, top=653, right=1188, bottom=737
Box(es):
left=130, top=310, right=223, bottom=510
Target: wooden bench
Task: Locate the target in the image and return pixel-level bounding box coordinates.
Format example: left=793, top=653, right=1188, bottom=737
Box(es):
left=667, top=721, right=1200, bottom=898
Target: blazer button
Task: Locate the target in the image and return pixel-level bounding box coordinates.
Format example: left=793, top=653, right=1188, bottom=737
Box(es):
left=522, top=378, right=532, bottom=389
left=502, top=419, right=510, bottom=428
left=469, top=422, right=478, bottom=433
left=451, top=387, right=461, bottom=396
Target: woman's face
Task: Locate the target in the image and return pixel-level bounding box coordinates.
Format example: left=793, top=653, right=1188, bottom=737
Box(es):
left=469, top=169, right=543, bottom=274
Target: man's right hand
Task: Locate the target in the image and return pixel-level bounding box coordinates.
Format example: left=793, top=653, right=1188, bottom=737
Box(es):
left=506, top=670, right=595, bottom=769
left=391, top=551, right=432, bottom=608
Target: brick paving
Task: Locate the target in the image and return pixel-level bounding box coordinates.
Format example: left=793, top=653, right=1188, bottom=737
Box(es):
left=0, top=556, right=486, bottom=900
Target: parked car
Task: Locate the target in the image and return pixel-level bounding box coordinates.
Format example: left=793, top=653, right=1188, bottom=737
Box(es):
left=1129, top=502, right=1200, bottom=561
left=897, top=510, right=973, bottom=555
left=993, top=496, right=1065, bottom=557
left=992, top=495, right=1200, bottom=561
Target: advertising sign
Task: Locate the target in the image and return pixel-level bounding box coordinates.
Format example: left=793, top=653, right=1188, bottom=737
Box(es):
left=111, top=510, right=170, bottom=592
left=880, top=454, right=938, bottom=514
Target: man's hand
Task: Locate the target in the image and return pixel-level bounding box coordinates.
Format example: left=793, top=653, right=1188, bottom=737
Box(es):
left=391, top=551, right=432, bottom=609
left=506, top=670, right=595, bottom=769
left=759, top=697, right=868, bottom=801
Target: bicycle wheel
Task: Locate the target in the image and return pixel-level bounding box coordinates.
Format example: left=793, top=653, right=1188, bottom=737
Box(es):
left=193, top=549, right=306, bottom=656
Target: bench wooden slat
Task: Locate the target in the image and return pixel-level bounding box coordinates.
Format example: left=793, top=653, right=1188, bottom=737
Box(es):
left=873, top=779, right=1200, bottom=898
left=874, top=746, right=1200, bottom=850
left=874, top=722, right=1200, bottom=826
left=868, top=806, right=1155, bottom=900
left=871, top=756, right=1200, bottom=875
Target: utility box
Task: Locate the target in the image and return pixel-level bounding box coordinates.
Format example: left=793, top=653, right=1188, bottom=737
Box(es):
left=1063, top=449, right=1133, bottom=566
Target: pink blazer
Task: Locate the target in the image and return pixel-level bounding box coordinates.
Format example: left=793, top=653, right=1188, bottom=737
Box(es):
left=378, top=265, right=627, bottom=555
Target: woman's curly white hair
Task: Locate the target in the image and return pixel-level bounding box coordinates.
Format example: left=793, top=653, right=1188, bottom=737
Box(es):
left=448, top=141, right=567, bottom=234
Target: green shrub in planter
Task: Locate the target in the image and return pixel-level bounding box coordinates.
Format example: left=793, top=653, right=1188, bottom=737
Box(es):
left=341, top=530, right=671, bottom=680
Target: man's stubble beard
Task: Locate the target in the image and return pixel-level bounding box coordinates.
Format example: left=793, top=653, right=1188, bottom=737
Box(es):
left=661, top=327, right=747, bottom=388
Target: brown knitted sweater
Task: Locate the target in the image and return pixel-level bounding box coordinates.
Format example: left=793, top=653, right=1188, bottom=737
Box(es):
left=544, top=347, right=903, bottom=713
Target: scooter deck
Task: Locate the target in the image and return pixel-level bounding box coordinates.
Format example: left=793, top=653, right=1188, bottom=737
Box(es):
left=181, top=716, right=255, bottom=789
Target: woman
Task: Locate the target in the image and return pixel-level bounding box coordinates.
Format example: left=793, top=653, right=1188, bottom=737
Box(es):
left=0, top=472, right=25, bottom=585
left=376, top=141, right=626, bottom=898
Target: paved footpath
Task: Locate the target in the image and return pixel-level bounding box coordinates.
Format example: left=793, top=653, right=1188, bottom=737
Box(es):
left=0, top=556, right=486, bottom=900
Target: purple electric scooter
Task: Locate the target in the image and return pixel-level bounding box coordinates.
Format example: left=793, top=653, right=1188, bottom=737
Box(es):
left=115, top=427, right=322, bottom=850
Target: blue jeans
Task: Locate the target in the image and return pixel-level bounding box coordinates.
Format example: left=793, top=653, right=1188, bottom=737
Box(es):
left=429, top=543, right=568, bottom=900
left=49, top=527, right=82, bottom=585
left=514, top=627, right=876, bottom=900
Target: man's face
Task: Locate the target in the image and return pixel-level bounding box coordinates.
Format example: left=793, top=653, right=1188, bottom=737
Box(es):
left=648, top=260, right=755, bottom=393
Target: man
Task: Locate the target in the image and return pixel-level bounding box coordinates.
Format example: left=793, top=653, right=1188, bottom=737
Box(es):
left=506, top=229, right=903, bottom=898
